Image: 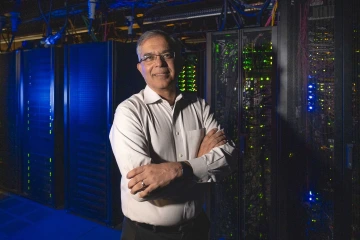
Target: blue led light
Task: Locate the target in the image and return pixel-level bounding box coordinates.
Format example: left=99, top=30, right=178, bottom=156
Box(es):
left=307, top=81, right=316, bottom=112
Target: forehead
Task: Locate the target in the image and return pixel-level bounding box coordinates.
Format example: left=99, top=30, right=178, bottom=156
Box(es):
left=139, top=35, right=171, bottom=54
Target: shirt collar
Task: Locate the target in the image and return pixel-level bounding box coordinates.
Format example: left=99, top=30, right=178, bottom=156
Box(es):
left=144, top=85, right=162, bottom=104
left=143, top=85, right=197, bottom=105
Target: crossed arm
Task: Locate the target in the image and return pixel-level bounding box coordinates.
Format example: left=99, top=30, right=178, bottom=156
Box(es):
left=110, top=100, right=236, bottom=202
left=127, top=128, right=227, bottom=198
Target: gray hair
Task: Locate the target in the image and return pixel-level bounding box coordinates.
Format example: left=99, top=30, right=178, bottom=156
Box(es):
left=136, top=29, right=181, bottom=60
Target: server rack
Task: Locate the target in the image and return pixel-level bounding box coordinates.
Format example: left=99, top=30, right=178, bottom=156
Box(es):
left=20, top=47, right=64, bottom=207
left=206, top=27, right=278, bottom=240
left=350, top=0, right=360, bottom=236
left=0, top=51, right=21, bottom=193
left=64, top=41, right=144, bottom=226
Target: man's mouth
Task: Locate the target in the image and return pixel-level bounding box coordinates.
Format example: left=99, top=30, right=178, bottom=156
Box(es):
left=153, top=73, right=169, bottom=76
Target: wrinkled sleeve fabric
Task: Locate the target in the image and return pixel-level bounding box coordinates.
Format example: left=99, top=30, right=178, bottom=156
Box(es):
left=109, top=103, right=152, bottom=202
left=187, top=98, right=238, bottom=183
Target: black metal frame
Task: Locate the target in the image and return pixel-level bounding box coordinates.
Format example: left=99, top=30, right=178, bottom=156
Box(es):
left=334, top=0, right=353, bottom=238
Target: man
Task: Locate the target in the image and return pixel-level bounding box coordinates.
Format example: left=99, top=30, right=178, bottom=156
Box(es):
left=109, top=29, right=237, bottom=240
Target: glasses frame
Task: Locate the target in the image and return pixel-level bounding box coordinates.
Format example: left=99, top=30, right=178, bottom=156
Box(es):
left=138, top=52, right=176, bottom=63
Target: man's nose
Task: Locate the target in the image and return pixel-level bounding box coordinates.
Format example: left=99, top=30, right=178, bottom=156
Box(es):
left=154, top=55, right=167, bottom=66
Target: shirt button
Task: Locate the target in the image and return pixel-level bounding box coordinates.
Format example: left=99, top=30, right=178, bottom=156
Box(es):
left=179, top=154, right=183, bottom=158
left=176, top=132, right=180, bottom=135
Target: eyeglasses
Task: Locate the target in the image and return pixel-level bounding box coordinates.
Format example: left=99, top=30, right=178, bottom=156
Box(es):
left=139, top=52, right=175, bottom=63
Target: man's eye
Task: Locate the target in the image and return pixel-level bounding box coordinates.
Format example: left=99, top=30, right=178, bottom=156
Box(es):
left=143, top=55, right=155, bottom=61
left=162, top=53, right=171, bottom=59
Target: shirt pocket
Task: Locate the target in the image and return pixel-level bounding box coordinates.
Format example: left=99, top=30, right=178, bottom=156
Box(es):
left=185, top=128, right=205, bottom=159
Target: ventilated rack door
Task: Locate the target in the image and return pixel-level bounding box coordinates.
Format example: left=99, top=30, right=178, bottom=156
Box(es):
left=206, top=28, right=277, bottom=240
left=65, top=41, right=144, bottom=226
left=0, top=52, right=20, bottom=193
left=206, top=31, right=241, bottom=240
left=66, top=42, right=113, bottom=224
left=21, top=48, right=64, bottom=207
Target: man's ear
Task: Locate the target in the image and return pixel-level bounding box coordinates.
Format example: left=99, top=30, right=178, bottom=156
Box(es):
left=137, top=62, right=142, bottom=73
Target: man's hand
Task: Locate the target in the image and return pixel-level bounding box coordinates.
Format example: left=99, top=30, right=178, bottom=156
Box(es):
left=197, top=128, right=226, bottom=157
left=127, top=162, right=182, bottom=198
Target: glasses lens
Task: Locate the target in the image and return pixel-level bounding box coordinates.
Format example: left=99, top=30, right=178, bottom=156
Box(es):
left=140, top=52, right=175, bottom=63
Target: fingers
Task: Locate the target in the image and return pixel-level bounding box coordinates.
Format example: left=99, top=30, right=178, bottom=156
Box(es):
left=138, top=184, right=155, bottom=198
left=197, top=128, right=227, bottom=157
left=130, top=179, right=147, bottom=194
left=215, top=139, right=227, bottom=147
left=210, top=131, right=226, bottom=145
left=127, top=165, right=145, bottom=179
left=204, top=128, right=218, bottom=139
left=127, top=167, right=145, bottom=189
left=205, top=129, right=226, bottom=146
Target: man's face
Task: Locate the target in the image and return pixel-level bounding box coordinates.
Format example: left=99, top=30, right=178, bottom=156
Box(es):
left=137, top=35, right=180, bottom=94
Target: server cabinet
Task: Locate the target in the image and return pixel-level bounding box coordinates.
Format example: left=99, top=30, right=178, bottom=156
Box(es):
left=20, top=47, right=64, bottom=207
left=0, top=52, right=21, bottom=193
left=64, top=41, right=144, bottom=226
left=206, top=27, right=277, bottom=240
left=291, top=0, right=359, bottom=238
left=351, top=0, right=360, bottom=236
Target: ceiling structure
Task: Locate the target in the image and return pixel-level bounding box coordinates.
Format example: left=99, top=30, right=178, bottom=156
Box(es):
left=0, top=0, right=274, bottom=50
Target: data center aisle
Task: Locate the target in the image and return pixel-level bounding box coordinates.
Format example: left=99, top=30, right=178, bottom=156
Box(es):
left=0, top=191, right=121, bottom=240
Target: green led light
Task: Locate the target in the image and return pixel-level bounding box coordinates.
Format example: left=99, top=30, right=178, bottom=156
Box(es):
left=49, top=158, right=52, bottom=163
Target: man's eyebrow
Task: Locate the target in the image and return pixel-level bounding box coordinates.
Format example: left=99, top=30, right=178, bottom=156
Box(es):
left=142, top=49, right=172, bottom=56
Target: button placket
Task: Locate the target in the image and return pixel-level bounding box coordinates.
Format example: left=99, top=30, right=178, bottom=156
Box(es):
left=173, top=105, right=185, bottom=161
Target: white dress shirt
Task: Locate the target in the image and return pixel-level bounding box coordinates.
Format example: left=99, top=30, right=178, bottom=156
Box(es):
left=109, top=85, right=236, bottom=226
